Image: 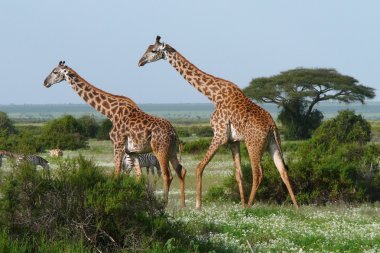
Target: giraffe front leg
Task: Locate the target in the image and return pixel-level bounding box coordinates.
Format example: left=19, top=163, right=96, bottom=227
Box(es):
left=110, top=128, right=128, bottom=175
left=131, top=155, right=142, bottom=179
left=113, top=143, right=124, bottom=175
left=196, top=136, right=227, bottom=210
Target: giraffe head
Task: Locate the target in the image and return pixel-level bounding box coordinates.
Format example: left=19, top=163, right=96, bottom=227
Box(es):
left=43, top=61, right=68, bottom=88
left=138, top=36, right=170, bottom=67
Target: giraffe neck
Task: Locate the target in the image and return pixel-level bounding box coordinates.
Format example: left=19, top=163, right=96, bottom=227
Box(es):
left=65, top=67, right=138, bottom=119
left=165, top=45, right=225, bottom=104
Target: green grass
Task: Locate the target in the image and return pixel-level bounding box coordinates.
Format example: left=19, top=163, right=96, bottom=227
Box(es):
left=174, top=204, right=380, bottom=252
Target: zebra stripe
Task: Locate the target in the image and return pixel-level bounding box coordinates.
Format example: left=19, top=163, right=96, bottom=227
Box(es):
left=123, top=153, right=161, bottom=176
left=17, top=154, right=50, bottom=169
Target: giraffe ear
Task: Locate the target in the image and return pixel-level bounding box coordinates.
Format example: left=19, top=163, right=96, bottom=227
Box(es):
left=160, top=43, right=166, bottom=50
left=156, top=35, right=161, bottom=44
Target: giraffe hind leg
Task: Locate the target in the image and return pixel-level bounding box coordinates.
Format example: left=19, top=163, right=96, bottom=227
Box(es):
left=269, top=140, right=299, bottom=209
left=155, top=152, right=172, bottom=207
left=169, top=155, right=186, bottom=208
left=230, top=141, right=245, bottom=208
left=245, top=141, right=265, bottom=207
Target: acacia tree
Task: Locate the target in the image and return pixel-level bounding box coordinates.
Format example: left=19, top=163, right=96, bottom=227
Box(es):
left=243, top=68, right=375, bottom=139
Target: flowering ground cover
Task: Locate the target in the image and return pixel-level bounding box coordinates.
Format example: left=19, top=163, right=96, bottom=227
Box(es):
left=174, top=203, right=380, bottom=252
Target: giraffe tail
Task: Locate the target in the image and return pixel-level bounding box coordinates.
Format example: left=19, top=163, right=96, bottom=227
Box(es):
left=178, top=142, right=183, bottom=164
left=271, top=126, right=285, bottom=162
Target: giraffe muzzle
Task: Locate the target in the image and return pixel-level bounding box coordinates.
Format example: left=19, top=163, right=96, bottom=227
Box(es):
left=138, top=59, right=146, bottom=67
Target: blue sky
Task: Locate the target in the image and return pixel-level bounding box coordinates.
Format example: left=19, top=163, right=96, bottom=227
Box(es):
left=1, top=1, right=379, bottom=104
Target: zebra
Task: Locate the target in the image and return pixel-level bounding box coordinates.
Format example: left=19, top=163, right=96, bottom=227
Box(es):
left=123, top=153, right=161, bottom=176
left=16, top=154, right=50, bottom=170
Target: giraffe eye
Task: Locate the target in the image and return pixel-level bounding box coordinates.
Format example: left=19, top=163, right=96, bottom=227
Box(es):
left=151, top=50, right=158, bottom=53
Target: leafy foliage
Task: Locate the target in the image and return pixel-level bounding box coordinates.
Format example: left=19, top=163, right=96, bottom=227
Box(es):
left=0, top=112, right=16, bottom=136
left=244, top=68, right=375, bottom=139
left=77, top=115, right=99, bottom=138
left=0, top=113, right=43, bottom=153
left=41, top=115, right=88, bottom=150
left=0, top=157, right=161, bottom=251
left=96, top=119, right=112, bottom=140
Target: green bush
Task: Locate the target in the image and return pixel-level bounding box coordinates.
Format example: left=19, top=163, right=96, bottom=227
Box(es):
left=77, top=115, right=100, bottom=138
left=0, top=156, right=224, bottom=252
left=0, top=112, right=16, bottom=136
left=41, top=115, right=88, bottom=150
left=174, top=126, right=191, bottom=137
left=96, top=119, right=112, bottom=140
left=190, top=125, right=213, bottom=137
left=0, top=157, right=163, bottom=251
left=0, top=124, right=44, bottom=154
left=182, top=138, right=229, bottom=154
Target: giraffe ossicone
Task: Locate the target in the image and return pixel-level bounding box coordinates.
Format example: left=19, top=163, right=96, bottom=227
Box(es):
left=139, top=36, right=299, bottom=210
left=43, top=61, right=187, bottom=207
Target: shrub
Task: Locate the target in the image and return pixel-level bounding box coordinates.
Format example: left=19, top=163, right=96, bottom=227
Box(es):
left=174, top=126, right=191, bottom=137
left=0, top=157, right=162, bottom=251
left=311, top=110, right=371, bottom=149
left=182, top=138, right=229, bottom=154
left=0, top=112, right=16, bottom=136
left=5, top=128, right=44, bottom=154
left=41, top=115, right=88, bottom=150
left=0, top=156, right=223, bottom=252
left=190, top=125, right=213, bottom=137
left=0, top=124, right=44, bottom=154
left=96, top=119, right=112, bottom=140
left=77, top=115, right=99, bottom=138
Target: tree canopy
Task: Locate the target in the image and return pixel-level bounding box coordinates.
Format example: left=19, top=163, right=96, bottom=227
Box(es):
left=243, top=68, right=375, bottom=139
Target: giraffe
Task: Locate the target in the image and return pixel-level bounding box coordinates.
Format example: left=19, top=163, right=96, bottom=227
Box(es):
left=43, top=61, right=186, bottom=207
left=138, top=36, right=299, bottom=210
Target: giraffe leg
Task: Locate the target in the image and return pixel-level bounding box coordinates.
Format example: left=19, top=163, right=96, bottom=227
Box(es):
left=155, top=152, right=172, bottom=207
left=109, top=128, right=126, bottom=175
left=196, top=136, right=227, bottom=210
left=169, top=155, right=187, bottom=208
left=113, top=143, right=125, bottom=175
left=245, top=142, right=265, bottom=207
left=230, top=141, right=245, bottom=208
left=131, top=155, right=142, bottom=179
left=269, top=141, right=299, bottom=209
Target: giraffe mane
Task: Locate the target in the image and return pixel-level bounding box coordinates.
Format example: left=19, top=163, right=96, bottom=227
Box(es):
left=66, top=67, right=139, bottom=108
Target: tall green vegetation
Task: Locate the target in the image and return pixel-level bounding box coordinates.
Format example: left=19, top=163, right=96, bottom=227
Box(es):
left=207, top=110, right=380, bottom=204
left=0, top=112, right=16, bottom=136
left=77, top=115, right=100, bottom=138
left=244, top=68, right=375, bottom=139
left=41, top=115, right=88, bottom=150
left=0, top=112, right=44, bottom=153
left=97, top=119, right=112, bottom=140
left=0, top=156, right=225, bottom=252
